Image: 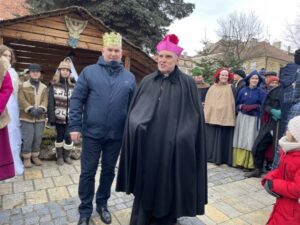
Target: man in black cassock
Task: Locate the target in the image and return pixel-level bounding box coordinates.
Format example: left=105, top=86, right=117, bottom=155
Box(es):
left=116, top=34, right=207, bottom=225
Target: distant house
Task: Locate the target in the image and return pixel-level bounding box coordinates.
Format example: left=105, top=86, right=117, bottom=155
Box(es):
left=193, top=40, right=294, bottom=74
left=152, top=54, right=196, bottom=76
left=0, top=0, right=30, bottom=20
left=178, top=55, right=196, bottom=75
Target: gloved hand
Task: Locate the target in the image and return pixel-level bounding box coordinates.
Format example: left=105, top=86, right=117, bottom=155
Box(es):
left=36, top=107, right=45, bottom=117
left=29, top=108, right=40, bottom=118
left=264, top=180, right=281, bottom=198
left=29, top=107, right=44, bottom=118
left=271, top=109, right=281, bottom=121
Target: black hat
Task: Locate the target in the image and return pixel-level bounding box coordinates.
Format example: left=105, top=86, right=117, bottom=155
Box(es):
left=234, top=69, right=246, bottom=78
left=264, top=71, right=277, bottom=76
left=28, top=63, right=42, bottom=72
left=295, top=49, right=300, bottom=65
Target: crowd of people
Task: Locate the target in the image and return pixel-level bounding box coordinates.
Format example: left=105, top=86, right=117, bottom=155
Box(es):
left=193, top=54, right=300, bottom=176
left=0, top=30, right=300, bottom=225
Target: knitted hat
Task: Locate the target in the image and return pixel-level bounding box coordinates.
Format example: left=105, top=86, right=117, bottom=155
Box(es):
left=288, top=115, right=300, bottom=142
left=234, top=69, right=246, bottom=78
left=294, top=49, right=300, bottom=65
left=264, top=71, right=277, bottom=76
left=192, top=66, right=203, bottom=76
left=266, top=76, right=279, bottom=86
left=156, top=34, right=183, bottom=57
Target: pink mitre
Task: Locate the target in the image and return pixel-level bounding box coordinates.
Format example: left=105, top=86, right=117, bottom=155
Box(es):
left=156, top=34, right=184, bottom=57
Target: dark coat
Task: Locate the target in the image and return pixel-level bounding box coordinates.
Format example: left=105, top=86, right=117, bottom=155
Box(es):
left=116, top=67, right=207, bottom=218
left=262, top=149, right=300, bottom=225
left=233, top=79, right=246, bottom=101
left=69, top=57, right=136, bottom=140
left=252, top=86, right=281, bottom=155
left=279, top=63, right=300, bottom=137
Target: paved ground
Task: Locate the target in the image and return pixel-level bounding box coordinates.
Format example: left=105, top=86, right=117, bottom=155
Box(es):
left=0, top=159, right=275, bottom=225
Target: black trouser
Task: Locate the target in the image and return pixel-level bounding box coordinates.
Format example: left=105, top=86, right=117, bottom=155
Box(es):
left=55, top=124, right=72, bottom=144
left=78, top=137, right=122, bottom=217
left=253, top=133, right=273, bottom=169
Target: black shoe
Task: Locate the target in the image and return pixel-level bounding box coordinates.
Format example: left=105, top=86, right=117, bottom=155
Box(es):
left=77, top=217, right=90, bottom=225
left=244, top=168, right=262, bottom=178
left=265, top=161, right=272, bottom=171
left=96, top=206, right=112, bottom=224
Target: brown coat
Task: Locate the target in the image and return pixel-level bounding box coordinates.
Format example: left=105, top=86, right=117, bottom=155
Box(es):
left=204, top=83, right=236, bottom=126
left=18, top=80, right=48, bottom=123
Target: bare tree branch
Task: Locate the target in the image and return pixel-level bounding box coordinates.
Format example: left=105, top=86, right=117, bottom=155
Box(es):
left=285, top=15, right=300, bottom=49
left=216, top=11, right=263, bottom=67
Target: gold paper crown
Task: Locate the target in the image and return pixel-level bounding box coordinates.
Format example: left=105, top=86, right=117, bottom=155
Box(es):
left=103, top=32, right=122, bottom=48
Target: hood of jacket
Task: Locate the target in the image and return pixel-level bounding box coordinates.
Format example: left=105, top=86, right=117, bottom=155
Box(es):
left=97, top=56, right=124, bottom=76
left=280, top=63, right=300, bottom=88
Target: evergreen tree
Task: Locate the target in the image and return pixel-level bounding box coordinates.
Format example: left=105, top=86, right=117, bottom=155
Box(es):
left=26, top=0, right=195, bottom=53
left=193, top=42, right=219, bottom=85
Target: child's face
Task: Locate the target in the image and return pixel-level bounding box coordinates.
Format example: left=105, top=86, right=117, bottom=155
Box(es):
left=286, top=130, right=295, bottom=142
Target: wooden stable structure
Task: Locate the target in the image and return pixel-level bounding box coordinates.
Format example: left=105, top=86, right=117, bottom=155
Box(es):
left=0, top=6, right=156, bottom=83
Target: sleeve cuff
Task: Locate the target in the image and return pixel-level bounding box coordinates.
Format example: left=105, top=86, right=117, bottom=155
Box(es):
left=25, top=106, right=34, bottom=113
left=39, top=106, right=47, bottom=112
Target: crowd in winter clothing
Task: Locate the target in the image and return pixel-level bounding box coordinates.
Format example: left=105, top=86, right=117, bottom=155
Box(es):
left=193, top=49, right=300, bottom=225
left=0, top=45, right=79, bottom=180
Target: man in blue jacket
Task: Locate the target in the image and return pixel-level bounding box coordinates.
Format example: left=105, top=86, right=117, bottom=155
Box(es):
left=69, top=32, right=136, bottom=225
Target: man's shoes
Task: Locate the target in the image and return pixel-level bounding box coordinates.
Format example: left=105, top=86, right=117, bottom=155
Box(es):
left=77, top=217, right=90, bottom=225
left=96, top=206, right=112, bottom=224
left=244, top=168, right=262, bottom=178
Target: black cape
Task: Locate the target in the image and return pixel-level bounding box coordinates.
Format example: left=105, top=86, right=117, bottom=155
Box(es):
left=116, top=67, right=207, bottom=218
left=252, top=86, right=281, bottom=155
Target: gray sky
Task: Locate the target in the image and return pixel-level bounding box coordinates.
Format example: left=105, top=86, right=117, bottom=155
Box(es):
left=169, top=0, right=300, bottom=55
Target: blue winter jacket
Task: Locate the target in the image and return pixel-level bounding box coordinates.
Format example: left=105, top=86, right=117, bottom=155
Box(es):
left=69, top=57, right=136, bottom=140
left=278, top=63, right=300, bottom=137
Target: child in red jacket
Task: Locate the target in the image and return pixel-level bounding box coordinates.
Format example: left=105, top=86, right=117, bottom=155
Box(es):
left=262, top=115, right=300, bottom=225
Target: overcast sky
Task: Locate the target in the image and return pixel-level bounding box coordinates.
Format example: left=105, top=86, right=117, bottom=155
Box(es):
left=168, top=0, right=300, bottom=56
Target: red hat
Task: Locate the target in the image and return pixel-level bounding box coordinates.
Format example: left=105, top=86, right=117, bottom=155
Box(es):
left=266, top=76, right=279, bottom=86
left=213, top=67, right=233, bottom=82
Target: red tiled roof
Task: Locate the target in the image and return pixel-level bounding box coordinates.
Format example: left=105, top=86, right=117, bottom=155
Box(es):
left=0, top=0, right=30, bottom=20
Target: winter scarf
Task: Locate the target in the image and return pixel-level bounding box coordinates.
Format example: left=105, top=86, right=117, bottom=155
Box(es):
left=279, top=136, right=300, bottom=152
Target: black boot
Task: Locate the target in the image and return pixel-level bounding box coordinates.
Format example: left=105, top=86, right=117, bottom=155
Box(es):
left=63, top=142, right=73, bottom=165
left=96, top=206, right=111, bottom=224
left=56, top=147, right=64, bottom=166
left=244, top=168, right=262, bottom=178
left=55, top=142, right=64, bottom=166
left=265, top=161, right=272, bottom=171
left=77, top=217, right=90, bottom=225
left=63, top=149, right=73, bottom=165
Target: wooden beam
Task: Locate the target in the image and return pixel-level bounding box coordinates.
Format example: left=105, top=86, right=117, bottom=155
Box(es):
left=124, top=56, right=131, bottom=70
left=0, top=28, right=103, bottom=52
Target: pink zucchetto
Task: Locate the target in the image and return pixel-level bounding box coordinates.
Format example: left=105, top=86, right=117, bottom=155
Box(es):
left=156, top=34, right=184, bottom=57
